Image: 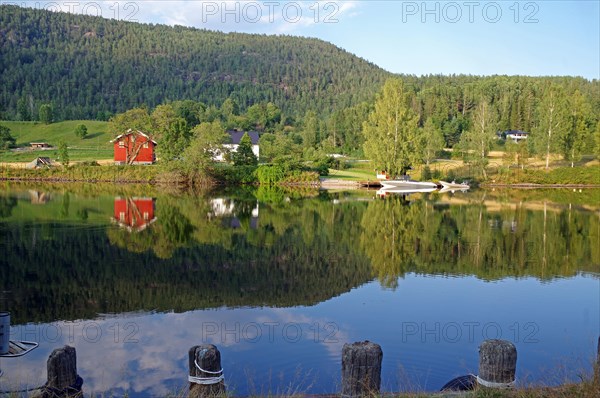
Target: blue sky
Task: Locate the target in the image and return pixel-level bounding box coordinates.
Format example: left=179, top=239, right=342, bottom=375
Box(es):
left=14, top=1, right=600, bottom=79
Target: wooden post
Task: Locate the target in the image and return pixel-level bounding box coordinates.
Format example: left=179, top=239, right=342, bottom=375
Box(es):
left=341, top=341, right=382, bottom=397
left=597, top=336, right=600, bottom=367
left=43, top=345, right=82, bottom=397
left=594, top=336, right=600, bottom=383
left=188, top=344, right=225, bottom=398
left=0, top=312, right=9, bottom=355
left=478, top=339, right=517, bottom=388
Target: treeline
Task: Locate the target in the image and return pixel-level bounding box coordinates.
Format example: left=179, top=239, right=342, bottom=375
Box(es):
left=0, top=5, right=388, bottom=121
left=363, top=78, right=600, bottom=179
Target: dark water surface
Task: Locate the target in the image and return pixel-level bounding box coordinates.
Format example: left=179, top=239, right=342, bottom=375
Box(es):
left=0, top=184, right=598, bottom=396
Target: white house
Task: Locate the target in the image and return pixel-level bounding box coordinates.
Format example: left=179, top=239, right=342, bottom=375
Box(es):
left=214, top=130, right=260, bottom=161
left=504, top=130, right=529, bottom=143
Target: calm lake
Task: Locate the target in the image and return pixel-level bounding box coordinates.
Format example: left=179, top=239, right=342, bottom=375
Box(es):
left=0, top=184, right=598, bottom=396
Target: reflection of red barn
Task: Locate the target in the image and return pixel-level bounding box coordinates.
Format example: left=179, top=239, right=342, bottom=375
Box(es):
left=113, top=197, right=157, bottom=232
left=110, top=129, right=157, bottom=165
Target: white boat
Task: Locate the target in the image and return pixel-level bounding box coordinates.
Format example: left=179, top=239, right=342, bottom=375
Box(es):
left=380, top=179, right=438, bottom=190
left=439, top=180, right=470, bottom=190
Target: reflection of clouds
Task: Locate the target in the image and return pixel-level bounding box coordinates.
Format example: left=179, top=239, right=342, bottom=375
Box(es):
left=3, top=308, right=348, bottom=396
left=3, top=276, right=598, bottom=395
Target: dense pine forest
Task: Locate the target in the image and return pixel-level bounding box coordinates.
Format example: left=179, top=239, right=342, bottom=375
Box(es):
left=1, top=5, right=598, bottom=170
left=0, top=4, right=389, bottom=121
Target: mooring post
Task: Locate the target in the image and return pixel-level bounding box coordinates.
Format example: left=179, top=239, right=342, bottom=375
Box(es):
left=477, top=339, right=517, bottom=389
left=597, top=336, right=600, bottom=367
left=341, top=340, right=382, bottom=397
left=594, top=336, right=600, bottom=383
left=42, top=345, right=83, bottom=397
left=0, top=312, right=9, bottom=355
left=188, top=344, right=225, bottom=398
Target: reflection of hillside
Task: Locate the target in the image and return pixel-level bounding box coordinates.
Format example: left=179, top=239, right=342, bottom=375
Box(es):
left=2, top=186, right=599, bottom=324
left=2, top=193, right=372, bottom=324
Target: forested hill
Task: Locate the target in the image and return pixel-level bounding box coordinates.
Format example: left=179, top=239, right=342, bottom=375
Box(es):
left=0, top=5, right=390, bottom=121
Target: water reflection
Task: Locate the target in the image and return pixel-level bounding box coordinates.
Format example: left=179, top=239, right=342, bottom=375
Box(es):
left=112, top=197, right=157, bottom=232
left=209, top=198, right=259, bottom=230
left=0, top=185, right=598, bottom=395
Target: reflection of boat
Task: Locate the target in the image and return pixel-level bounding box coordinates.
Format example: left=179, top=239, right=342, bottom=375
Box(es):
left=376, top=186, right=437, bottom=197
left=438, top=185, right=469, bottom=194
left=439, top=180, right=470, bottom=190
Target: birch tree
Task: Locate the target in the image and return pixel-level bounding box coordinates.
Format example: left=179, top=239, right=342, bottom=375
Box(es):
left=560, top=90, right=592, bottom=167
left=457, top=97, right=497, bottom=179
left=532, top=84, right=568, bottom=169
left=420, top=117, right=445, bottom=165
left=363, top=78, right=421, bottom=177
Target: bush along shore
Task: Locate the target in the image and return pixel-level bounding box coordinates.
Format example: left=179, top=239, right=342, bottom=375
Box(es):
left=1, top=161, right=599, bottom=188
left=0, top=163, right=323, bottom=186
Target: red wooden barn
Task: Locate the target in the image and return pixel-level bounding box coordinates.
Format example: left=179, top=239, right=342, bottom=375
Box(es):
left=113, top=197, right=156, bottom=232
left=111, top=129, right=157, bottom=165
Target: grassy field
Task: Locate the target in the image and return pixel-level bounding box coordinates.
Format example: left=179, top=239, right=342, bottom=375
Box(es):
left=327, top=158, right=467, bottom=181
left=0, top=120, right=112, bottom=162
left=326, top=152, right=600, bottom=185
left=328, top=160, right=376, bottom=181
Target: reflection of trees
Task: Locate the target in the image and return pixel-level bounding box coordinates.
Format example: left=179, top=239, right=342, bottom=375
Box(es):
left=360, top=196, right=425, bottom=288
left=0, top=196, right=17, bottom=218
left=360, top=193, right=600, bottom=286
left=2, top=189, right=373, bottom=323
left=107, top=199, right=194, bottom=259
left=2, top=186, right=599, bottom=324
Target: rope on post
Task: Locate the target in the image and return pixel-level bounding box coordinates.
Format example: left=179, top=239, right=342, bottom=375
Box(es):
left=188, top=359, right=224, bottom=385
left=476, top=374, right=515, bottom=389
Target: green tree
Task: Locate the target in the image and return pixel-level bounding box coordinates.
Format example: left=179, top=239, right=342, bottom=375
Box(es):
left=58, top=141, right=69, bottom=167
left=301, top=110, right=320, bottom=149
left=595, top=122, right=600, bottom=159
left=420, top=117, right=445, bottom=165
left=221, top=98, right=239, bottom=118
left=17, top=96, right=30, bottom=121
left=173, top=100, right=205, bottom=128
left=560, top=90, right=592, bottom=167
left=151, top=104, right=191, bottom=162
left=0, top=125, right=16, bottom=149
left=179, top=121, right=230, bottom=184
left=362, top=78, right=421, bottom=177
left=108, top=107, right=153, bottom=136
left=258, top=132, right=301, bottom=162
left=233, top=132, right=258, bottom=166
left=39, top=103, right=53, bottom=124
left=74, top=124, right=88, bottom=139
left=457, top=97, right=497, bottom=178
left=532, top=84, right=568, bottom=169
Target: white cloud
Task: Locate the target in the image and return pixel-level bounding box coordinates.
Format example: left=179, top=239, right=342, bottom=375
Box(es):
left=11, top=1, right=361, bottom=34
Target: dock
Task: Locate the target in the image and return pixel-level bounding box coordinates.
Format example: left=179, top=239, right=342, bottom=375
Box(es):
left=359, top=180, right=382, bottom=188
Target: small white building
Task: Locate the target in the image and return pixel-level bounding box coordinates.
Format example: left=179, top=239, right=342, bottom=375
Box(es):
left=504, top=130, right=529, bottom=143
left=214, top=130, right=260, bottom=161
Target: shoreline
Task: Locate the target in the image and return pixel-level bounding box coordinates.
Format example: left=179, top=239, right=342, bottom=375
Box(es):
left=2, top=175, right=600, bottom=189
